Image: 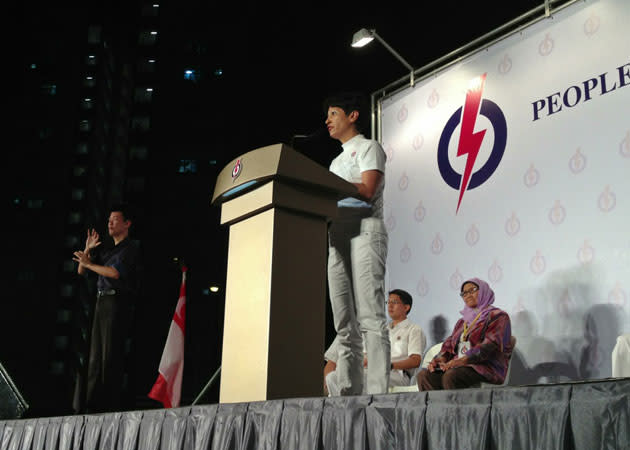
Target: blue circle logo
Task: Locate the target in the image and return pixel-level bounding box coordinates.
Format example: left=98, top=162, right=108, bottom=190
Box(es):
left=437, top=97, right=507, bottom=213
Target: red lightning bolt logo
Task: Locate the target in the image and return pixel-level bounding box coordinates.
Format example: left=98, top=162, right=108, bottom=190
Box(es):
left=455, top=73, right=488, bottom=213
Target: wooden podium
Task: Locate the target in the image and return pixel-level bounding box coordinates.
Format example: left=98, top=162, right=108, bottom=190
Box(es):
left=211, top=143, right=356, bottom=403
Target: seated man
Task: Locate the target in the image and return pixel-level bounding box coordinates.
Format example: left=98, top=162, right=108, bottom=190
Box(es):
left=324, top=289, right=426, bottom=395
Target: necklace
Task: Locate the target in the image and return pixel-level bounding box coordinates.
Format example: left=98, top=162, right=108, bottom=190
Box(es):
left=462, top=310, right=483, bottom=340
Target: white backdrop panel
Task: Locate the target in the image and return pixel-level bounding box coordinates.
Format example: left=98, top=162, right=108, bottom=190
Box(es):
left=381, top=0, right=630, bottom=382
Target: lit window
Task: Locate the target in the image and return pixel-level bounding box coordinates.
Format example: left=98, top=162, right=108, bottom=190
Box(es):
left=65, top=235, right=80, bottom=248
left=73, top=166, right=87, bottom=176
left=39, top=127, right=53, bottom=139
left=128, top=176, right=146, bottom=192
left=50, top=361, right=65, bottom=375
left=57, top=310, right=72, bottom=323
left=79, top=120, right=91, bottom=132
left=131, top=116, right=151, bottom=131
left=72, top=189, right=86, bottom=200
left=76, top=142, right=89, bottom=154
left=141, top=4, right=159, bottom=16
left=178, top=159, right=198, bottom=173
left=134, top=88, right=153, bottom=103
left=41, top=84, right=57, bottom=95
left=184, top=69, right=199, bottom=81
left=54, top=336, right=69, bottom=350
left=61, top=284, right=75, bottom=297
left=139, top=31, right=158, bottom=45
left=130, top=146, right=148, bottom=160
left=17, top=271, right=35, bottom=281
left=87, top=25, right=102, bottom=44
left=68, top=212, right=83, bottom=224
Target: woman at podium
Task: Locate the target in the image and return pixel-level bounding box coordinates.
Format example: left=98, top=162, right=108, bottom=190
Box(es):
left=323, top=92, right=390, bottom=395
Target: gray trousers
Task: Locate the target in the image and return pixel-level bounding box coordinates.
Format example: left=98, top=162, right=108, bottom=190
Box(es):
left=326, top=368, right=409, bottom=396
left=328, top=215, right=389, bottom=395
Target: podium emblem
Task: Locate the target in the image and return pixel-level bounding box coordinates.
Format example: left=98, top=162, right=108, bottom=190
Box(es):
left=231, top=159, right=242, bottom=181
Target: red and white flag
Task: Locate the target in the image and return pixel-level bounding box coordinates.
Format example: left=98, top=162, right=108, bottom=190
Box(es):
left=148, top=266, right=187, bottom=408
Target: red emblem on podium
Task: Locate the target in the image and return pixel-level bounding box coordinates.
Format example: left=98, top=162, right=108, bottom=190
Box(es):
left=231, top=159, right=242, bottom=181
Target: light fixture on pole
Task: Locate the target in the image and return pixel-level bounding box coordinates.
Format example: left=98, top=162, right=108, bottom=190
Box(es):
left=351, top=28, right=415, bottom=87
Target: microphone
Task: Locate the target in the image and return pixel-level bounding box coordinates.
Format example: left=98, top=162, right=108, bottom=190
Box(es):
left=290, top=127, right=327, bottom=147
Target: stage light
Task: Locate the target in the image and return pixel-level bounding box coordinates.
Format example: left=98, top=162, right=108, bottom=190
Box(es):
left=351, top=28, right=415, bottom=87
left=351, top=28, right=374, bottom=48
left=209, top=286, right=219, bottom=293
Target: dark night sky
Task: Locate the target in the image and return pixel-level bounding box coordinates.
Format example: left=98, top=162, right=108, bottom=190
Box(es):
left=11, top=0, right=560, bottom=415
left=168, top=0, right=551, bottom=159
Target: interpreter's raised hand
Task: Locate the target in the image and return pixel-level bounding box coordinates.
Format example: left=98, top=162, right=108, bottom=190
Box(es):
left=84, top=228, right=101, bottom=252
left=73, top=250, right=91, bottom=266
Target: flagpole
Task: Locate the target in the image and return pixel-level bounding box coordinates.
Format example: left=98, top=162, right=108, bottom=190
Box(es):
left=192, top=366, right=221, bottom=405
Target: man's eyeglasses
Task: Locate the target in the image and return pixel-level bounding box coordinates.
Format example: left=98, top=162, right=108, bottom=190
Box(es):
left=460, top=286, right=479, bottom=298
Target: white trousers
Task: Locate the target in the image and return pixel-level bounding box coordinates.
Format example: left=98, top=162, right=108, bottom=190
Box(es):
left=328, top=215, right=389, bottom=395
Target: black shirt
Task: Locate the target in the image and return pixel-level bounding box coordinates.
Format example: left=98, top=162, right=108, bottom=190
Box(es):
left=94, top=238, right=140, bottom=297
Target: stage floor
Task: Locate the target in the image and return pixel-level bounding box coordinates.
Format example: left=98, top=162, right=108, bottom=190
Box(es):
left=1, top=378, right=628, bottom=450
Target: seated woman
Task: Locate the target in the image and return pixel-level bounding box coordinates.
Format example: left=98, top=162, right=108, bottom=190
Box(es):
left=417, top=277, right=512, bottom=390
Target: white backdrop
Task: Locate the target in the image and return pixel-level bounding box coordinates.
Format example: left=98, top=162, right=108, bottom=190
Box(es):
left=381, top=0, right=629, bottom=382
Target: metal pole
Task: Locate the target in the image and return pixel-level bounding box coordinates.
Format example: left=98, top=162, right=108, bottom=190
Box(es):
left=370, top=93, right=376, bottom=140
left=370, top=0, right=581, bottom=104
left=191, top=366, right=221, bottom=405
left=372, top=31, right=415, bottom=87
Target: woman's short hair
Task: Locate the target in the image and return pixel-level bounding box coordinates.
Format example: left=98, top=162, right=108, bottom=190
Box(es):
left=322, top=91, right=369, bottom=133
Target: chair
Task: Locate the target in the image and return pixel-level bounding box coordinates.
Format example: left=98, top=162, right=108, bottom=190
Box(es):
left=480, top=335, right=517, bottom=388
left=612, top=333, right=630, bottom=377
left=388, top=342, right=443, bottom=393
left=421, top=342, right=444, bottom=369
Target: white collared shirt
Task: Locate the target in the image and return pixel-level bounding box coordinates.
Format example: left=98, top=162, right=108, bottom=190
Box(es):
left=329, top=134, right=386, bottom=219
left=389, top=318, right=427, bottom=362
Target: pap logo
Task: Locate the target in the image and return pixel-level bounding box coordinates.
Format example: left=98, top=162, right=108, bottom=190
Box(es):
left=437, top=73, right=508, bottom=213
left=231, top=158, right=242, bottom=181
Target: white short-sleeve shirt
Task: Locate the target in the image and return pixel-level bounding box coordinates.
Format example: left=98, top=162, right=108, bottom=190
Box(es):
left=329, top=134, right=386, bottom=219
left=389, top=319, right=427, bottom=362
